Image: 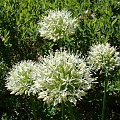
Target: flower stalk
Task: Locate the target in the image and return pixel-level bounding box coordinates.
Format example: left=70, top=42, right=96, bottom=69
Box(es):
left=101, top=70, right=108, bottom=120
left=62, top=100, right=64, bottom=120
left=68, top=102, right=75, bottom=120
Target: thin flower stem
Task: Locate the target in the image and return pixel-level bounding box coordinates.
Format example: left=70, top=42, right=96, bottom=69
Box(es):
left=102, top=71, right=108, bottom=120
left=68, top=102, right=75, bottom=120
left=62, top=101, right=64, bottom=120
left=30, top=96, right=37, bottom=120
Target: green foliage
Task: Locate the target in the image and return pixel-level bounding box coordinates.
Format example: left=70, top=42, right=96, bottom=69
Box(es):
left=0, top=0, right=120, bottom=119
left=1, top=113, right=7, bottom=120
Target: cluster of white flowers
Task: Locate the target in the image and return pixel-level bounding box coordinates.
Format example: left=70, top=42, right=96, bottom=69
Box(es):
left=5, top=51, right=93, bottom=106
left=5, top=60, right=41, bottom=95
left=34, top=50, right=93, bottom=106
left=87, top=43, right=120, bottom=72
left=6, top=43, right=120, bottom=105
left=38, top=10, right=78, bottom=41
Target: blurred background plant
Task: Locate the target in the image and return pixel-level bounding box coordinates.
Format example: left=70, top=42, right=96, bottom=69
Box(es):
left=0, top=0, right=120, bottom=119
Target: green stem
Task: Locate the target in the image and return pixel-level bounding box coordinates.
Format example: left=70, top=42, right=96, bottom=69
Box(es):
left=68, top=102, right=75, bottom=120
left=30, top=96, right=37, bottom=120
left=102, top=72, right=108, bottom=120
left=62, top=101, right=64, bottom=120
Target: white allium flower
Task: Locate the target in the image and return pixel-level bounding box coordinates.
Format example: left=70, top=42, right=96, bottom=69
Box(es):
left=87, top=43, right=120, bottom=72
left=5, top=60, right=41, bottom=95
left=34, top=50, right=93, bottom=106
left=38, top=10, right=78, bottom=41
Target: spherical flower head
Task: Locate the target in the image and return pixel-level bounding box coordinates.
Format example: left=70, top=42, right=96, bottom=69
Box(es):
left=34, top=50, right=93, bottom=106
left=38, top=10, right=78, bottom=41
left=87, top=43, right=120, bottom=72
left=5, top=60, right=41, bottom=95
